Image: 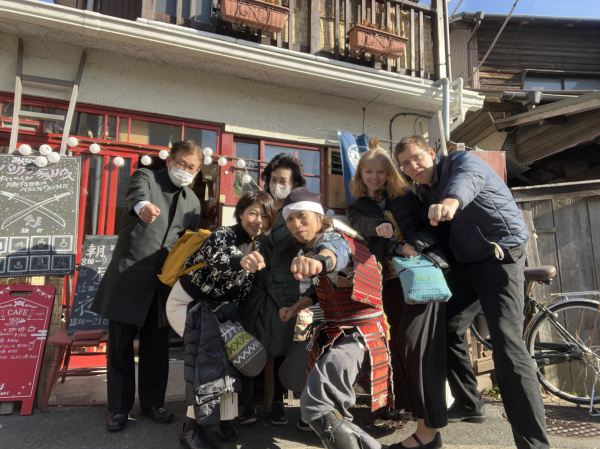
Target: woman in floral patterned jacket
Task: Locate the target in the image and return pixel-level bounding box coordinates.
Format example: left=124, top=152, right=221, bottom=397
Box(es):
left=166, top=189, right=277, bottom=449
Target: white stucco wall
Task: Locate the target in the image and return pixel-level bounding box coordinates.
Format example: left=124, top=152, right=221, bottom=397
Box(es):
left=0, top=34, right=422, bottom=148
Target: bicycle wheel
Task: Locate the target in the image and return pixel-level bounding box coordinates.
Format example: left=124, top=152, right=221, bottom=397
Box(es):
left=525, top=299, right=600, bottom=405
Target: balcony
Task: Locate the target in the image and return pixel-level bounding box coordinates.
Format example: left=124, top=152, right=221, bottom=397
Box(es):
left=74, top=0, right=446, bottom=81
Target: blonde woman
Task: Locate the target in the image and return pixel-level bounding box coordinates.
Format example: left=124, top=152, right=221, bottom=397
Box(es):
left=346, top=147, right=448, bottom=449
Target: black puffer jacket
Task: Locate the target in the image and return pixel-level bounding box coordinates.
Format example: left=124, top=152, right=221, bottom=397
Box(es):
left=346, top=191, right=448, bottom=270
left=183, top=300, right=241, bottom=425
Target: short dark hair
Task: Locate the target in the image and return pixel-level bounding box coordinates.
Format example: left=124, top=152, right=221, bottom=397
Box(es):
left=170, top=140, right=202, bottom=160
left=234, top=189, right=278, bottom=233
left=393, top=135, right=429, bottom=160
left=262, top=153, right=306, bottom=196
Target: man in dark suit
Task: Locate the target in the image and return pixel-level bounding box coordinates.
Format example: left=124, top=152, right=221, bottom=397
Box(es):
left=91, top=140, right=202, bottom=432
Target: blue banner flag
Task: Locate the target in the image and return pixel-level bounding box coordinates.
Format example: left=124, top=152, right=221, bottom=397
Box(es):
left=338, top=132, right=369, bottom=205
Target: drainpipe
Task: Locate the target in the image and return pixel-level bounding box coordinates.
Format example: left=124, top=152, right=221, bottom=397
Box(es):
left=433, top=77, right=451, bottom=140
left=451, top=77, right=466, bottom=131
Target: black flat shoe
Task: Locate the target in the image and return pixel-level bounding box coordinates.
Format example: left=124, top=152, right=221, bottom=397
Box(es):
left=447, top=402, right=486, bottom=423
left=216, top=419, right=237, bottom=442
left=179, top=424, right=218, bottom=449
left=106, top=413, right=128, bottom=432
left=389, top=431, right=442, bottom=449
left=141, top=406, right=175, bottom=423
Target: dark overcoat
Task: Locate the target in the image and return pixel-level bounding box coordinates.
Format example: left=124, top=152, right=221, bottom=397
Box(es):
left=90, top=168, right=201, bottom=327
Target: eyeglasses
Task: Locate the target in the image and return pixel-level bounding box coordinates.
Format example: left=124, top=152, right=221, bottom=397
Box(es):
left=398, top=149, right=428, bottom=172
left=173, top=160, right=200, bottom=174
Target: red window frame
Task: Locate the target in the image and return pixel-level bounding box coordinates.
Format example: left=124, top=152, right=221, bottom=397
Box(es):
left=219, top=135, right=325, bottom=207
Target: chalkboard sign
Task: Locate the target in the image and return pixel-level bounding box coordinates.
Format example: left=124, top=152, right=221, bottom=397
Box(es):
left=0, top=154, right=80, bottom=277
left=68, top=235, right=117, bottom=334
left=0, top=284, right=55, bottom=415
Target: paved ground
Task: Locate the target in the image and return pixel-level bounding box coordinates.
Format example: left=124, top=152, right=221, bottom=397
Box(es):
left=1, top=395, right=599, bottom=449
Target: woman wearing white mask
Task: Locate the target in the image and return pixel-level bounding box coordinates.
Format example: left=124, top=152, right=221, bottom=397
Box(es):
left=239, top=153, right=307, bottom=427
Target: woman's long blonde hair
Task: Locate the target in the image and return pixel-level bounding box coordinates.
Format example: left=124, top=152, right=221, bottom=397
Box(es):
left=350, top=147, right=408, bottom=199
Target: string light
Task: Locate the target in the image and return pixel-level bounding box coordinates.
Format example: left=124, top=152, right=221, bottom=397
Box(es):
left=141, top=155, right=152, bottom=166
left=113, top=156, right=125, bottom=167
left=39, top=144, right=52, bottom=156
left=218, top=157, right=227, bottom=167
left=47, top=152, right=60, bottom=163
left=34, top=156, right=48, bottom=167
left=67, top=137, right=79, bottom=147
left=89, top=143, right=101, bottom=154
left=159, top=150, right=169, bottom=160
left=18, top=144, right=32, bottom=155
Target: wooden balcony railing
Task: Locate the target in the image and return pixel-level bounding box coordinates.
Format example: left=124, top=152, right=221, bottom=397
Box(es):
left=81, top=0, right=446, bottom=80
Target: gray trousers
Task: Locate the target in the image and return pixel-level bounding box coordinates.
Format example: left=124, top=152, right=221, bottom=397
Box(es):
left=279, top=333, right=382, bottom=449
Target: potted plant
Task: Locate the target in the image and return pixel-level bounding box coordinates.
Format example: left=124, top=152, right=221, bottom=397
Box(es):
left=220, top=0, right=289, bottom=33
left=347, top=20, right=409, bottom=58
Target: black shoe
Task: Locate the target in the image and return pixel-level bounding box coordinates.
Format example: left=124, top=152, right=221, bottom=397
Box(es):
left=216, top=419, right=237, bottom=442
left=389, top=432, right=442, bottom=449
left=179, top=424, right=218, bottom=449
left=270, top=400, right=288, bottom=426
left=238, top=403, right=257, bottom=426
left=106, top=413, right=128, bottom=432
left=309, top=411, right=364, bottom=449
left=141, top=406, right=175, bottom=423
left=447, top=402, right=486, bottom=423
left=296, top=419, right=312, bottom=432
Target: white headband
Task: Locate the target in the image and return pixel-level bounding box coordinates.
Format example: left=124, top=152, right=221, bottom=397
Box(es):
left=282, top=201, right=325, bottom=220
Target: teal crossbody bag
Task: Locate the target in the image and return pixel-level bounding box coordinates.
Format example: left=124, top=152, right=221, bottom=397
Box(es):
left=392, top=255, right=452, bottom=304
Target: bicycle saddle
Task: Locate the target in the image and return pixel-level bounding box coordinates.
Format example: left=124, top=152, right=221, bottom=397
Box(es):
left=524, top=265, right=556, bottom=282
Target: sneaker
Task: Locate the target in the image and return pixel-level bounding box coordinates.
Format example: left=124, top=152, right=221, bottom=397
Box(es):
left=238, top=404, right=257, bottom=426
left=270, top=400, right=288, bottom=426
left=447, top=402, right=486, bottom=423
left=296, top=419, right=312, bottom=432
left=216, top=419, right=237, bottom=442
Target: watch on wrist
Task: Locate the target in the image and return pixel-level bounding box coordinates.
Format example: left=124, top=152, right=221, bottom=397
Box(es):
left=311, top=254, right=334, bottom=275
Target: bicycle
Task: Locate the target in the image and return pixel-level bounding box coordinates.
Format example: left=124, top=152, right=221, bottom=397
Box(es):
left=468, top=265, right=600, bottom=414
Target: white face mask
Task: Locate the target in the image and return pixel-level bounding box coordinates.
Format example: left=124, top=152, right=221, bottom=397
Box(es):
left=168, top=166, right=196, bottom=187
left=271, top=183, right=292, bottom=200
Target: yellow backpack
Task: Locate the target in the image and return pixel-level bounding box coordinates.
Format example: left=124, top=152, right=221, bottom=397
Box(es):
left=158, top=228, right=212, bottom=287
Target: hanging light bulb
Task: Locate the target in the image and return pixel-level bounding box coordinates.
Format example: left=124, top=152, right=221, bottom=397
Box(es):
left=204, top=156, right=212, bottom=165
left=47, top=152, right=60, bottom=164
left=18, top=144, right=32, bottom=155
left=39, top=144, right=52, bottom=156
left=202, top=147, right=213, bottom=157
left=159, top=150, right=169, bottom=160
left=141, top=155, right=152, bottom=166
left=218, top=157, right=227, bottom=167
left=113, top=156, right=125, bottom=167
left=326, top=209, right=335, bottom=217
left=89, top=143, right=101, bottom=154
left=67, top=137, right=79, bottom=147
left=242, top=174, right=252, bottom=184
left=34, top=156, right=48, bottom=167
left=236, top=159, right=246, bottom=169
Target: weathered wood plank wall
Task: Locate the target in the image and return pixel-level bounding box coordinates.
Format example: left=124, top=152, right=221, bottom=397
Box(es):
left=513, top=180, right=600, bottom=299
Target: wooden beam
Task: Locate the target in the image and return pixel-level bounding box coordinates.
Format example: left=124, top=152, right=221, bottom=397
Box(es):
left=310, top=0, right=320, bottom=55
left=515, top=109, right=600, bottom=165
left=495, top=91, right=600, bottom=130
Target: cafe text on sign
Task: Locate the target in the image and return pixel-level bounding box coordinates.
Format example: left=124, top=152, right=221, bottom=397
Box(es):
left=0, top=284, right=55, bottom=415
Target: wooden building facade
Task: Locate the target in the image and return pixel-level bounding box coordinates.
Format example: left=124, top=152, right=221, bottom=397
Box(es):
left=449, top=12, right=600, bottom=187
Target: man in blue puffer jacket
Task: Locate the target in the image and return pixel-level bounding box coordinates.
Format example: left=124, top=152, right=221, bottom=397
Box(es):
left=394, top=135, right=549, bottom=449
